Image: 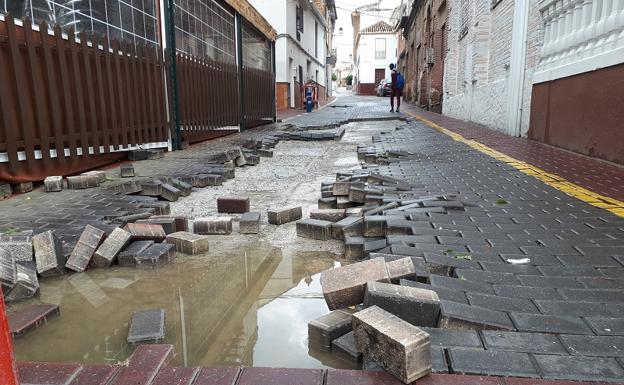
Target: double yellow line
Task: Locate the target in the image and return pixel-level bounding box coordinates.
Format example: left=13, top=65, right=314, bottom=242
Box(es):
left=405, top=112, right=624, bottom=218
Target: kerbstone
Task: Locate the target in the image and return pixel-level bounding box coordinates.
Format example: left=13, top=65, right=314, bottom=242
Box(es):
left=93, top=228, right=132, bottom=267
left=166, top=232, right=209, bottom=255
left=193, top=217, right=232, bottom=235
left=32, top=231, right=65, bottom=276
left=66, top=225, right=106, bottom=272
left=363, top=281, right=440, bottom=327
left=352, top=306, right=431, bottom=384
left=321, top=257, right=390, bottom=310
left=308, top=310, right=352, bottom=347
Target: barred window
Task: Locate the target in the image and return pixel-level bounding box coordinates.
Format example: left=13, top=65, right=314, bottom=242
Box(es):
left=375, top=38, right=386, bottom=60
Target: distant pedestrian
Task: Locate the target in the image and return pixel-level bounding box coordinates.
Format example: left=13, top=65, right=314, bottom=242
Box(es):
left=389, top=63, right=404, bottom=113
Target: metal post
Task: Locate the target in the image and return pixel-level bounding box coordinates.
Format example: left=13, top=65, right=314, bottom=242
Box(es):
left=236, top=13, right=246, bottom=131
left=271, top=40, right=277, bottom=122
left=0, top=289, right=18, bottom=385
left=165, top=0, right=181, bottom=149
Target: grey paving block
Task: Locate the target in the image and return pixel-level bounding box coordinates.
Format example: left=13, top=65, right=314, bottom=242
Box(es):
left=559, top=288, right=624, bottom=303
left=466, top=292, right=539, bottom=314
left=429, top=275, right=494, bottom=295
left=240, top=212, right=261, bottom=234
left=420, top=327, right=482, bottom=348
left=296, top=219, right=332, bottom=240
left=308, top=310, right=352, bottom=348
left=135, top=243, right=175, bottom=268
left=363, top=281, right=440, bottom=327
left=439, top=300, right=516, bottom=331
left=430, top=346, right=448, bottom=373
left=6, top=262, right=39, bottom=302
left=479, top=261, right=541, bottom=275
left=510, top=312, right=594, bottom=334
left=585, top=317, right=624, bottom=336
left=560, top=335, right=624, bottom=357
left=32, top=230, right=65, bottom=276
left=534, top=299, right=612, bottom=317
left=577, top=277, right=624, bottom=289
left=482, top=331, right=567, bottom=354
left=533, top=354, right=624, bottom=381
left=127, top=309, right=166, bottom=343
left=44, top=176, right=63, bottom=192
left=447, top=348, right=539, bottom=378
left=557, top=255, right=621, bottom=267
left=118, top=241, right=154, bottom=267
left=66, top=225, right=107, bottom=272
left=538, top=265, right=604, bottom=277
left=331, top=331, right=361, bottom=360
left=92, top=228, right=132, bottom=267
left=454, top=269, right=518, bottom=285
left=492, top=284, right=563, bottom=300
left=331, top=216, right=363, bottom=240
left=516, top=275, right=584, bottom=288
left=0, top=248, right=16, bottom=291
left=400, top=280, right=468, bottom=304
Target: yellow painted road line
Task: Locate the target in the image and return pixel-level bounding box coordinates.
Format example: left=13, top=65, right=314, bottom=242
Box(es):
left=405, top=111, right=624, bottom=218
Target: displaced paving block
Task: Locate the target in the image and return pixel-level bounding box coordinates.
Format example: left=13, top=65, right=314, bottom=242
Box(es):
left=217, top=197, right=250, bottom=213
left=296, top=219, right=332, bottom=240
left=170, top=178, right=192, bottom=196
left=107, top=180, right=142, bottom=195
left=267, top=207, right=302, bottom=225
left=136, top=218, right=176, bottom=234
left=120, top=164, right=135, bottom=177
left=363, top=216, right=388, bottom=237
left=345, top=236, right=365, bottom=260
left=140, top=181, right=163, bottom=196
left=308, top=309, right=352, bottom=347
left=363, top=281, right=440, bottom=327
left=112, top=212, right=153, bottom=225
left=123, top=223, right=167, bottom=241
left=118, top=240, right=154, bottom=267
left=12, top=182, right=33, bottom=194
left=32, top=231, right=65, bottom=276
left=0, top=232, right=33, bottom=262
left=127, top=309, right=166, bottom=343
left=128, top=149, right=149, bottom=161
left=135, top=243, right=175, bottom=268
left=332, top=331, right=362, bottom=360
left=353, top=306, right=431, bottom=383
left=166, top=232, right=209, bottom=255
left=439, top=300, right=516, bottom=331
left=139, top=201, right=171, bottom=216
left=318, top=197, right=337, bottom=209
left=8, top=304, right=60, bottom=337
left=336, top=196, right=355, bottom=209
left=148, top=149, right=164, bottom=159
left=6, top=262, right=39, bottom=302
left=309, top=209, right=346, bottom=222
left=240, top=212, right=261, bottom=234
left=333, top=182, right=364, bottom=196
left=66, top=225, right=106, bottom=272
left=66, top=175, right=99, bottom=189
left=81, top=170, right=107, bottom=183
left=0, top=182, right=12, bottom=199
left=331, top=216, right=363, bottom=240
left=257, top=148, right=273, bottom=157
left=321, top=257, right=390, bottom=310
left=159, top=183, right=181, bottom=202
left=0, top=248, right=16, bottom=292
left=151, top=215, right=189, bottom=233
left=348, top=187, right=367, bottom=203
left=193, top=217, right=233, bottom=235
left=92, top=228, right=132, bottom=267
left=44, top=176, right=63, bottom=192
left=386, top=257, right=422, bottom=282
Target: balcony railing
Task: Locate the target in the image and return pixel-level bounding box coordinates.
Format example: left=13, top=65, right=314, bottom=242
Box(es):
left=534, top=0, right=624, bottom=83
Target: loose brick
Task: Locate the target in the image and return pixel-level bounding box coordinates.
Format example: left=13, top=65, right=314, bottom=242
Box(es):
left=171, top=179, right=192, bottom=196
left=320, top=257, right=390, bottom=310
left=353, top=306, right=431, bottom=383
left=159, top=183, right=180, bottom=202
left=44, top=176, right=63, bottom=192
left=364, top=281, right=440, bottom=327
left=0, top=232, right=33, bottom=262
left=296, top=219, right=332, bottom=240
left=135, top=243, right=175, bottom=267
left=151, top=215, right=189, bottom=232
left=32, top=230, right=65, bottom=276
left=166, top=232, right=209, bottom=255
left=92, top=227, right=132, bottom=267
left=127, top=309, right=166, bottom=343
left=136, top=218, right=176, bottom=234
left=81, top=170, right=107, bottom=183
left=331, top=331, right=362, bottom=360
left=6, top=262, right=39, bottom=302
left=66, top=225, right=106, bottom=272
left=140, top=181, right=163, bottom=196
left=308, top=310, right=352, bottom=347
left=12, top=182, right=33, bottom=194
left=120, top=164, right=135, bottom=177
left=193, top=217, right=233, bottom=235
left=318, top=197, right=337, bottom=209
left=123, top=223, right=167, bottom=242
left=0, top=182, right=12, bottom=199
left=309, top=209, right=346, bottom=222
left=217, top=197, right=250, bottom=213
left=331, top=216, right=363, bottom=239
left=267, top=207, right=302, bottom=225
left=66, top=175, right=99, bottom=189
left=439, top=300, right=516, bottom=331
left=118, top=240, right=154, bottom=267
left=240, top=212, right=261, bottom=234
left=386, top=257, right=421, bottom=282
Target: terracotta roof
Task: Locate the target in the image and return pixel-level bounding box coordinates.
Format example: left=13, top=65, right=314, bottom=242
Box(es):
left=360, top=20, right=394, bottom=34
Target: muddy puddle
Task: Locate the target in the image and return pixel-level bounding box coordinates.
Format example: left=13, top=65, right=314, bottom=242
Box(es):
left=11, top=244, right=358, bottom=369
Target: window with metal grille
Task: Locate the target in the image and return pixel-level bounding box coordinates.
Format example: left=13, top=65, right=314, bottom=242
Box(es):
left=375, top=38, right=386, bottom=60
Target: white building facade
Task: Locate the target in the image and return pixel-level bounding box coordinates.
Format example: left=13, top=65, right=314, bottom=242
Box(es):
left=353, top=21, right=398, bottom=95
left=249, top=0, right=330, bottom=110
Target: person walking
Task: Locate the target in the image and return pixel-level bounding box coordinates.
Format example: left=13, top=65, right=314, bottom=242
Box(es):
left=389, top=63, right=403, bottom=112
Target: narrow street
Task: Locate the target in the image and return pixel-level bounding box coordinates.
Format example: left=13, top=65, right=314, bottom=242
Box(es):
left=7, top=92, right=624, bottom=384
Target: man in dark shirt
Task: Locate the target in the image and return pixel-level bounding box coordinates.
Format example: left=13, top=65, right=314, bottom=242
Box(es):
left=389, top=63, right=401, bottom=112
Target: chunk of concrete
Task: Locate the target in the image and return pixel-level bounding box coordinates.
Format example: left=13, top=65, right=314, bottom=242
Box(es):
left=309, top=209, right=346, bottom=222
left=123, top=223, right=167, bottom=242
left=166, top=232, right=209, bottom=255
left=240, top=212, right=261, bottom=234
left=267, top=207, right=302, bottom=225
left=308, top=309, right=352, bottom=348
left=32, top=231, right=65, bottom=276
left=118, top=240, right=154, bottom=267
left=320, top=257, right=390, bottom=310
left=353, top=306, right=431, bottom=383
left=44, top=176, right=63, bottom=192
left=6, top=262, right=39, bottom=302
left=66, top=225, right=106, bottom=272
left=92, top=228, right=132, bottom=267
left=193, top=217, right=232, bottom=235
left=127, top=309, right=166, bottom=343
left=363, top=281, right=440, bottom=327
left=296, top=219, right=332, bottom=240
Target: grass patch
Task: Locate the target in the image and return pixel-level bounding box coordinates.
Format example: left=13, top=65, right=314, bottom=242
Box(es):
left=496, top=199, right=509, bottom=205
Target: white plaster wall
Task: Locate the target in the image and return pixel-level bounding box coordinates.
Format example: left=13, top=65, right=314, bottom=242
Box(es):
left=444, top=78, right=508, bottom=131
left=248, top=0, right=288, bottom=33
left=357, top=33, right=397, bottom=84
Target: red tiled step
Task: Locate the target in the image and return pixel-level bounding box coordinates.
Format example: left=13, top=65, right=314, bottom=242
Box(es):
left=18, top=361, right=83, bottom=385
left=237, top=367, right=324, bottom=385
left=152, top=367, right=200, bottom=385
left=193, top=367, right=241, bottom=385
left=109, top=344, right=174, bottom=385
left=68, top=365, right=120, bottom=385
left=502, top=378, right=592, bottom=385
left=326, top=369, right=404, bottom=385
left=9, top=304, right=59, bottom=337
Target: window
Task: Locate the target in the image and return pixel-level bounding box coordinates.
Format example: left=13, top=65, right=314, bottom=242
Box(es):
left=296, top=5, right=304, bottom=33
left=315, top=21, right=319, bottom=58
left=375, top=38, right=386, bottom=60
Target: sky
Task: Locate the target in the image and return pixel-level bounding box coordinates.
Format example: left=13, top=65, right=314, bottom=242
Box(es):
left=332, top=0, right=403, bottom=63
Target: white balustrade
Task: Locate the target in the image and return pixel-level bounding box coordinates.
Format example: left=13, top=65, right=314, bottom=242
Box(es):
left=534, top=0, right=624, bottom=83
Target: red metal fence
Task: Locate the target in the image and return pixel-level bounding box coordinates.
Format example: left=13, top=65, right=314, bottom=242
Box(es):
left=243, top=66, right=275, bottom=124
left=0, top=17, right=168, bottom=180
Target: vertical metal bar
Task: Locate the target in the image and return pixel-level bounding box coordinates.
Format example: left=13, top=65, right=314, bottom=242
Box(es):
left=0, top=289, right=17, bottom=385
left=93, top=35, right=111, bottom=153
left=40, top=22, right=65, bottom=163
left=69, top=28, right=89, bottom=156
left=165, top=0, right=181, bottom=149
left=236, top=13, right=245, bottom=131
left=81, top=32, right=100, bottom=155
left=271, top=40, right=276, bottom=122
